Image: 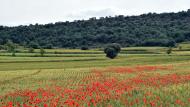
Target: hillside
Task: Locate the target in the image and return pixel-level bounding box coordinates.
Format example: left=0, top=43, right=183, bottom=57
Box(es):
left=0, top=9, right=190, bottom=48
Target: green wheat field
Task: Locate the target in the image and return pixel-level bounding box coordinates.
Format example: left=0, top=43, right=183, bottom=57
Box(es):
left=0, top=43, right=190, bottom=107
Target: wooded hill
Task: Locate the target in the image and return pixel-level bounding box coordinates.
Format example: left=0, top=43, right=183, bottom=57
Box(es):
left=0, top=9, right=190, bottom=48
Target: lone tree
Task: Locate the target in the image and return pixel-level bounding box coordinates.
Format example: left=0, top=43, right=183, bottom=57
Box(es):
left=40, top=48, right=45, bottom=56
left=105, top=47, right=118, bottom=59
left=166, top=47, right=172, bottom=55
left=5, top=40, right=17, bottom=56
left=104, top=43, right=121, bottom=59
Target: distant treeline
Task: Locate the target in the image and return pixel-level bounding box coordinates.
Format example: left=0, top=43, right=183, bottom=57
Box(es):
left=0, top=9, right=190, bottom=48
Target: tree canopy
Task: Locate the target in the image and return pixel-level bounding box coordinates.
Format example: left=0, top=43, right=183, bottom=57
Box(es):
left=104, top=43, right=121, bottom=59
left=0, top=9, right=190, bottom=48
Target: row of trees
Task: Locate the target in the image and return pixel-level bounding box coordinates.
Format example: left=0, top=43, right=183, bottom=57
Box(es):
left=0, top=9, right=190, bottom=48
left=0, top=40, right=46, bottom=56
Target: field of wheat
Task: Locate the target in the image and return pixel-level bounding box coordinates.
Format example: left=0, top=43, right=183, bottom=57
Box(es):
left=0, top=45, right=190, bottom=107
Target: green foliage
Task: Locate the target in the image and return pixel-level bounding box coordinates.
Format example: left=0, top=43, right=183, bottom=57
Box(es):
left=43, top=44, right=53, bottom=49
left=29, top=41, right=39, bottom=49
left=104, top=47, right=118, bottom=59
left=105, top=43, right=121, bottom=53
left=5, top=40, right=16, bottom=52
left=5, top=40, right=18, bottom=56
left=40, top=48, right=45, bottom=56
left=166, top=47, right=172, bottom=55
left=1, top=10, right=190, bottom=48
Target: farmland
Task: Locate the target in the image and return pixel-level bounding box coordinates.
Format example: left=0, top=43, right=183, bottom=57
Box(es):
left=0, top=43, right=190, bottom=107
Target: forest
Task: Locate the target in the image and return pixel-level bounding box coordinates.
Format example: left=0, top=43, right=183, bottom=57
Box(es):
left=0, top=9, right=190, bottom=49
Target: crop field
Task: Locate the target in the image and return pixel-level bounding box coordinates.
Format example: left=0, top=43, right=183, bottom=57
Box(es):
left=0, top=44, right=190, bottom=107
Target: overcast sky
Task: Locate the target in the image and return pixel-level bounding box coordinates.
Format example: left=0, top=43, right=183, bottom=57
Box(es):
left=1, top=0, right=190, bottom=26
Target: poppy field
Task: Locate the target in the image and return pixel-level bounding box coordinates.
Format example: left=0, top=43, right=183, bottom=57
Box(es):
left=0, top=46, right=190, bottom=107
left=1, top=63, right=190, bottom=107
